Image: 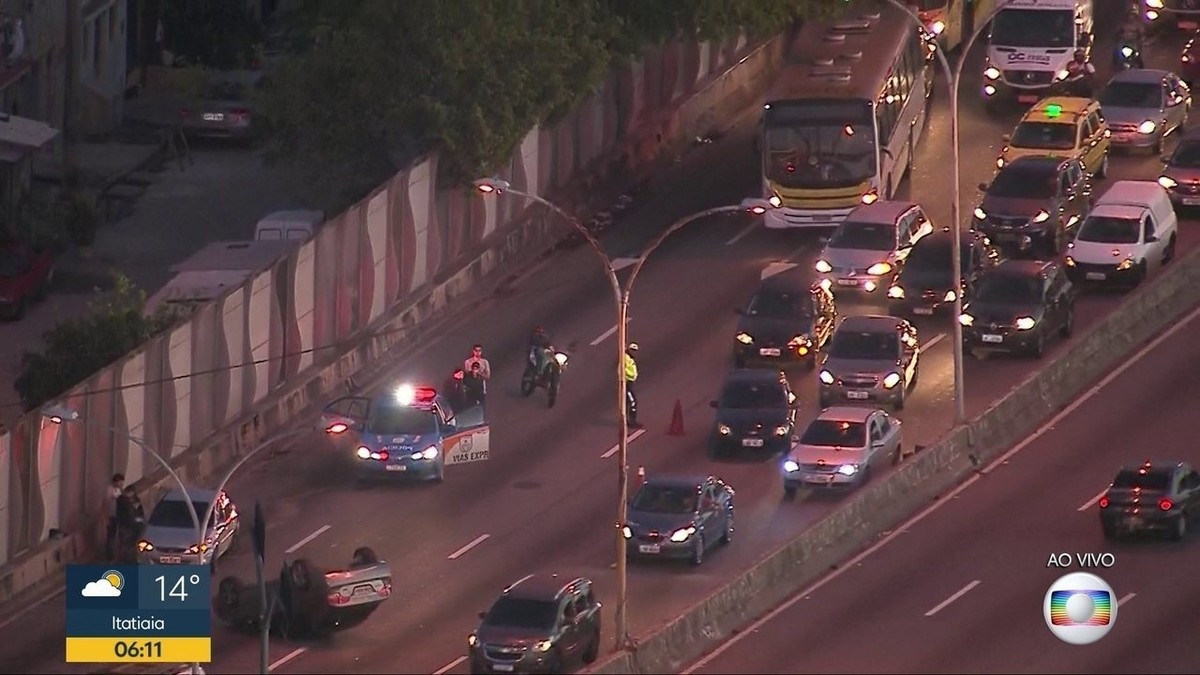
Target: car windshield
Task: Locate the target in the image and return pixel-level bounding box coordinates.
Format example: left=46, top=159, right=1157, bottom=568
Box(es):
left=800, top=420, right=867, bottom=447
left=904, top=239, right=971, bottom=276
left=364, top=405, right=436, bottom=435
left=829, top=330, right=898, bottom=360
left=1077, top=216, right=1140, bottom=244
left=1111, top=470, right=1171, bottom=491
left=631, top=484, right=698, bottom=514
left=1100, top=82, right=1161, bottom=109
left=988, top=165, right=1057, bottom=199
left=719, top=381, right=787, bottom=409
left=828, top=222, right=896, bottom=251
left=0, top=248, right=26, bottom=277
left=762, top=102, right=876, bottom=189
left=1169, top=140, right=1200, bottom=168
left=148, top=499, right=210, bottom=529
left=1011, top=122, right=1076, bottom=150
left=203, top=81, right=246, bottom=101
left=483, top=597, right=559, bottom=631
left=746, top=288, right=811, bottom=318
left=990, top=9, right=1074, bottom=48
left=975, top=275, right=1041, bottom=304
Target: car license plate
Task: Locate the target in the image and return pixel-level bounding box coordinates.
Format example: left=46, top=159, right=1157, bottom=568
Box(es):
left=1183, top=197, right=1200, bottom=206
left=742, top=438, right=764, bottom=447
left=981, top=334, right=1003, bottom=343
left=1017, top=94, right=1038, bottom=104
left=846, top=390, right=869, bottom=400
left=1085, top=272, right=1106, bottom=281
left=836, top=279, right=858, bottom=287
left=161, top=556, right=182, bottom=564
left=912, top=307, right=934, bottom=315
left=202, top=112, right=224, bottom=121
left=638, top=544, right=661, bottom=554
left=385, top=464, right=407, bottom=472
left=759, top=348, right=781, bottom=357
left=492, top=665, right=515, bottom=673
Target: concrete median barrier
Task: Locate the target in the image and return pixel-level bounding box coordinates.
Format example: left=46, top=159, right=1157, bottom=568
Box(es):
left=588, top=248, right=1200, bottom=675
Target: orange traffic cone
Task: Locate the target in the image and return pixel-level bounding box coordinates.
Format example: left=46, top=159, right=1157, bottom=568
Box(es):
left=636, top=465, right=647, bottom=488
left=668, top=399, right=685, bottom=436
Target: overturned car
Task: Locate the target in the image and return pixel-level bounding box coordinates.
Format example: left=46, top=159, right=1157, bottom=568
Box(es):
left=215, top=546, right=391, bottom=638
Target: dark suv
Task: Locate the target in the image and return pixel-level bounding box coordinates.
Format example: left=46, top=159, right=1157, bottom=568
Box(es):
left=1099, top=460, right=1200, bottom=541
left=973, top=156, right=1091, bottom=256
left=959, top=260, right=1076, bottom=358
left=887, top=230, right=1002, bottom=317
left=468, top=575, right=601, bottom=674
left=733, top=271, right=837, bottom=370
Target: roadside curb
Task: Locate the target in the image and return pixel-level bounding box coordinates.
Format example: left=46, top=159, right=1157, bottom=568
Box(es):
left=586, top=246, right=1200, bottom=674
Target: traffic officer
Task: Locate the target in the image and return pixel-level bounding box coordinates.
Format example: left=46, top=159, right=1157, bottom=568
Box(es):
left=623, top=342, right=641, bottom=428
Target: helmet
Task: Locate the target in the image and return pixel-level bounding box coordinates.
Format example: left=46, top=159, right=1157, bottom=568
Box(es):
left=627, top=342, right=639, bottom=352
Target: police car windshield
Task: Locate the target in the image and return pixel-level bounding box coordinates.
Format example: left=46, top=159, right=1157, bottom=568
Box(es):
left=365, top=405, right=436, bottom=435
left=148, top=499, right=210, bottom=529
left=800, top=420, right=866, bottom=447
left=1011, top=122, right=1075, bottom=150
left=631, top=485, right=699, bottom=514
left=1112, top=470, right=1170, bottom=491
left=719, top=381, right=787, bottom=409
left=1100, top=82, right=1161, bottom=109
left=484, top=597, right=558, bottom=631
left=990, top=9, right=1074, bottom=48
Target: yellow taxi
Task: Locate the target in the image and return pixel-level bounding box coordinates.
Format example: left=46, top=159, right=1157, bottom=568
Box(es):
left=996, top=97, right=1111, bottom=179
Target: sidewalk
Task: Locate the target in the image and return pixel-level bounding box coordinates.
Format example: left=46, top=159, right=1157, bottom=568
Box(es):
left=0, top=131, right=310, bottom=429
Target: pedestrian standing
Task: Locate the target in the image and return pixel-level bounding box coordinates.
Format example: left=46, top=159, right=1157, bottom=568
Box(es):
left=464, top=344, right=492, bottom=383
left=105, top=473, right=125, bottom=560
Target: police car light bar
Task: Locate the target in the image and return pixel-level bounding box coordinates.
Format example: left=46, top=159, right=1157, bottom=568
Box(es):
left=395, top=384, right=438, bottom=405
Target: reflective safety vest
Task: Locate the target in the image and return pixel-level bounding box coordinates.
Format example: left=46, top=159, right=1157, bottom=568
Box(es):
left=623, top=353, right=638, bottom=382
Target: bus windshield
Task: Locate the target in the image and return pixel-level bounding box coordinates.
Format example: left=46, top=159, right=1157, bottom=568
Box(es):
left=763, top=102, right=877, bottom=189
left=990, top=9, right=1074, bottom=48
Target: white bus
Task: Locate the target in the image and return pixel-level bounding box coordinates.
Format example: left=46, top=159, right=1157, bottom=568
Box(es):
left=760, top=5, right=933, bottom=229
left=912, top=0, right=999, bottom=53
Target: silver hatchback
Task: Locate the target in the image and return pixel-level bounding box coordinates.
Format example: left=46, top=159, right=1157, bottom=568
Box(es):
left=782, top=407, right=903, bottom=496
left=817, top=315, right=921, bottom=410
left=1099, top=69, right=1190, bottom=153
left=815, top=201, right=933, bottom=296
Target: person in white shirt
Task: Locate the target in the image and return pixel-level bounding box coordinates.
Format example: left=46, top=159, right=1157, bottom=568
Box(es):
left=464, top=344, right=492, bottom=385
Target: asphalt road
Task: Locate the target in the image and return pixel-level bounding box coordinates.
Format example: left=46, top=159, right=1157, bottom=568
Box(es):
left=2, top=4, right=1192, bottom=674
left=685, top=289, right=1200, bottom=675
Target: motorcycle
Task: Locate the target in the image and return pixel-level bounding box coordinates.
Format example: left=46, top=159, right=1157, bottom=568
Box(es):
left=1113, top=44, right=1143, bottom=71
left=520, top=346, right=569, bottom=408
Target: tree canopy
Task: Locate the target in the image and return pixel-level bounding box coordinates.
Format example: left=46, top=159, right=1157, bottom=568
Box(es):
left=257, top=0, right=842, bottom=210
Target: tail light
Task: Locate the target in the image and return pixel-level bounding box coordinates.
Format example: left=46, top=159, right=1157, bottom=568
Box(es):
left=231, top=107, right=251, bottom=118
left=1098, top=496, right=1110, bottom=509
left=180, top=107, right=191, bottom=119
left=377, top=450, right=389, bottom=461
left=379, top=583, right=392, bottom=597
left=328, top=592, right=349, bottom=605
left=1159, top=498, right=1173, bottom=511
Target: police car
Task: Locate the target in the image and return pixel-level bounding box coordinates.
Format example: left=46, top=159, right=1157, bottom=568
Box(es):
left=321, top=384, right=490, bottom=482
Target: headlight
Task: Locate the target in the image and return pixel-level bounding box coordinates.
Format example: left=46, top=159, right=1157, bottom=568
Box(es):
left=973, top=207, right=986, bottom=220
left=186, top=543, right=209, bottom=554
left=412, top=446, right=438, bottom=460
left=1120, top=45, right=1135, bottom=58
left=1015, top=316, right=1036, bottom=331
left=1031, top=210, right=1050, bottom=224
left=1064, top=255, right=1076, bottom=267
left=861, top=191, right=879, bottom=205
left=943, top=290, right=956, bottom=302
left=783, top=460, right=800, bottom=473
left=1139, top=120, right=1157, bottom=134
left=138, top=540, right=154, bottom=552
left=1056, top=69, right=1070, bottom=81
left=931, top=20, right=946, bottom=34
left=356, top=446, right=371, bottom=459
left=866, top=262, right=893, bottom=276
left=1159, top=176, right=1178, bottom=189
left=1147, top=0, right=1164, bottom=8
left=735, top=332, right=753, bottom=345
left=788, top=335, right=810, bottom=349
left=468, top=634, right=478, bottom=647
left=553, top=351, right=569, bottom=366
left=882, top=372, right=903, bottom=389
left=815, top=259, right=833, bottom=273
left=958, top=313, right=974, bottom=326
left=983, top=66, right=1000, bottom=80
left=669, top=526, right=697, bottom=543
left=774, top=425, right=790, bottom=436
left=837, top=464, right=859, bottom=476
left=717, top=423, right=731, bottom=435
left=888, top=285, right=905, bottom=299
left=995, top=157, right=1005, bottom=169
left=1117, top=258, right=1135, bottom=271
left=622, top=526, right=632, bottom=539
left=534, top=639, right=554, bottom=652
left=818, top=370, right=835, bottom=385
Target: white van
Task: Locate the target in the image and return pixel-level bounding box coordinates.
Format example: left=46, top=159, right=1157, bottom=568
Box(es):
left=982, top=0, right=1093, bottom=106
left=1065, top=180, right=1178, bottom=287
left=254, top=210, right=324, bottom=242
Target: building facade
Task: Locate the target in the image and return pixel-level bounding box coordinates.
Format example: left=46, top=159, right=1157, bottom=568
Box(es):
left=78, top=0, right=126, bottom=135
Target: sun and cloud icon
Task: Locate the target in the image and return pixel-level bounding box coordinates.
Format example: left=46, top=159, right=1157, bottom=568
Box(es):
left=81, top=570, right=125, bottom=597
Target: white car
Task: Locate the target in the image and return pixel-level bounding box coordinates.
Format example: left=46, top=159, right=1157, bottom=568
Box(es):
left=781, top=407, right=902, bottom=497
left=1066, top=180, right=1178, bottom=288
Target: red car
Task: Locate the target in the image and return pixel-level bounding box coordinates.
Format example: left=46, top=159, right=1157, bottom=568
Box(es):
left=1182, top=31, right=1200, bottom=86
left=0, top=240, right=54, bottom=319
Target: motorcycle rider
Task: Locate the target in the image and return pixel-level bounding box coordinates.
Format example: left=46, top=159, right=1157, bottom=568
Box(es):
left=528, top=326, right=552, bottom=379
left=623, top=342, right=641, bottom=428
left=1114, top=12, right=1145, bottom=70
left=1065, top=49, right=1096, bottom=97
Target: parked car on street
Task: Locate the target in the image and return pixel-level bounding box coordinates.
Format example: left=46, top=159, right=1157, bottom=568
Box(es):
left=0, top=239, right=54, bottom=320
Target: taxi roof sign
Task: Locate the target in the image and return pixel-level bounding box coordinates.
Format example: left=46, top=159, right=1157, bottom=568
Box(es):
left=1044, top=103, right=1062, bottom=118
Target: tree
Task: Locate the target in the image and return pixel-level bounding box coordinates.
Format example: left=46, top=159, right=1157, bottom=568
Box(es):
left=14, top=275, right=179, bottom=411
left=259, top=0, right=845, bottom=210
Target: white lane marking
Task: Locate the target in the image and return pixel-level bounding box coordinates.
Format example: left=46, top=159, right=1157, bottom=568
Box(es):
left=924, top=580, right=981, bottom=617
left=761, top=262, right=799, bottom=280
left=612, top=257, right=638, bottom=272
left=1078, top=489, right=1108, bottom=512
left=448, top=533, right=491, bottom=560
left=590, top=317, right=632, bottom=347
left=601, top=427, right=647, bottom=458
left=285, top=524, right=331, bottom=553
left=507, top=573, right=536, bottom=590
left=433, top=656, right=468, bottom=675
left=0, top=585, right=65, bottom=630
left=269, top=647, right=307, bottom=671
left=725, top=220, right=760, bottom=246
left=923, top=333, right=947, bottom=350
left=1118, top=592, right=1136, bottom=607
left=683, top=302, right=1200, bottom=675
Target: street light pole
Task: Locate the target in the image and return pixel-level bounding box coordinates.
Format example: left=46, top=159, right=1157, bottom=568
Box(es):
left=473, top=178, right=775, bottom=650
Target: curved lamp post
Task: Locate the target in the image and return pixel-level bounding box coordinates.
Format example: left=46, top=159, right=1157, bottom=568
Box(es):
left=473, top=177, right=777, bottom=650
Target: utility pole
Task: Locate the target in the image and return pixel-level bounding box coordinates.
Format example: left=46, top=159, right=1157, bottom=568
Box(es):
left=63, top=0, right=81, bottom=185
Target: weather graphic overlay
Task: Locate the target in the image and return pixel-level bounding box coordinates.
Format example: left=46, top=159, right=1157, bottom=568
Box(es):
left=1043, top=572, right=1118, bottom=645
left=65, top=565, right=212, bottom=663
